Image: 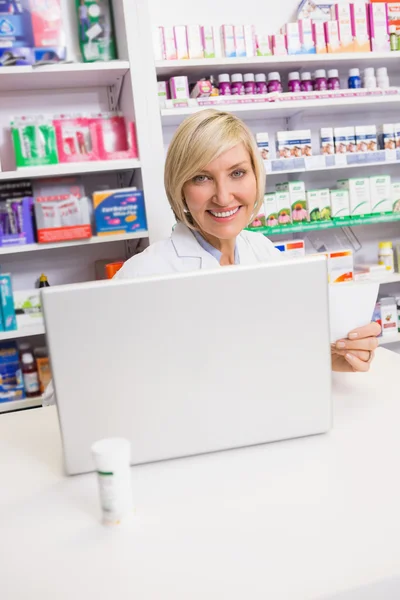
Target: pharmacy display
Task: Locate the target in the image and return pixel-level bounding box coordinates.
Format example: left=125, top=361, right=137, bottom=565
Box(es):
left=0, top=341, right=51, bottom=403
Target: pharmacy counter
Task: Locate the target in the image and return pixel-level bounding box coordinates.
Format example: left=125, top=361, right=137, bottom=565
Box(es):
left=1, top=348, right=400, bottom=600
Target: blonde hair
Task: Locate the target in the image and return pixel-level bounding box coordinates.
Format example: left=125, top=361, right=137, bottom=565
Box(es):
left=164, top=109, right=265, bottom=229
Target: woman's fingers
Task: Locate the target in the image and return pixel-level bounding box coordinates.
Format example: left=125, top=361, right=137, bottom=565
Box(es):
left=345, top=352, right=372, bottom=372
left=335, top=336, right=379, bottom=352
left=348, top=322, right=382, bottom=339
left=334, top=349, right=372, bottom=362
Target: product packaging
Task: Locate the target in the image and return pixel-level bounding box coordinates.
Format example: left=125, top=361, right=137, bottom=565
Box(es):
left=34, top=348, right=51, bottom=394
left=276, top=130, right=312, bottom=159
left=330, top=189, right=350, bottom=219
left=174, top=25, right=189, bottom=59
left=380, top=297, right=398, bottom=337
left=163, top=26, right=177, bottom=60
left=392, top=181, right=400, bottom=212
left=248, top=208, right=265, bottom=228
left=233, top=25, right=246, bottom=57
left=0, top=342, right=25, bottom=403
left=321, top=128, right=334, bottom=154
left=324, top=20, right=340, bottom=53
left=244, top=25, right=256, bottom=57
left=153, top=26, right=165, bottom=60
left=11, top=117, right=58, bottom=168
left=187, top=25, right=203, bottom=59
left=76, top=0, right=117, bottom=62
left=271, top=34, right=288, bottom=55
left=256, top=133, right=269, bottom=160
left=285, top=22, right=301, bottom=54
left=275, top=190, right=292, bottom=226
left=33, top=177, right=92, bottom=243
left=0, top=274, right=16, bottom=331
left=288, top=181, right=308, bottom=223
left=169, top=76, right=189, bottom=99
left=351, top=2, right=371, bottom=52
left=379, top=124, right=396, bottom=150
left=93, top=188, right=147, bottom=235
left=53, top=115, right=98, bottom=163
left=369, top=175, right=392, bottom=214
left=331, top=3, right=353, bottom=52
left=327, top=249, right=354, bottom=283
left=221, top=25, right=236, bottom=57
left=201, top=26, right=215, bottom=58
left=91, top=115, right=138, bottom=161
left=355, top=125, right=378, bottom=152
left=264, top=192, right=278, bottom=227
left=298, top=18, right=316, bottom=53
left=369, top=3, right=390, bottom=52
left=307, top=188, right=331, bottom=221
left=190, top=80, right=213, bottom=98
left=334, top=127, right=356, bottom=154
left=337, top=177, right=372, bottom=216
left=313, top=21, right=327, bottom=53
left=0, top=196, right=35, bottom=247
left=395, top=123, right=400, bottom=148
left=157, top=81, right=169, bottom=107
left=387, top=3, right=400, bottom=35
left=297, top=0, right=332, bottom=22
left=14, top=289, right=42, bottom=329
left=274, top=240, right=305, bottom=257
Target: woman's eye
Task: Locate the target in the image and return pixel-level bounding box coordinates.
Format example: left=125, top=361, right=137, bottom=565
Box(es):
left=193, top=175, right=209, bottom=183
left=231, top=169, right=245, bottom=178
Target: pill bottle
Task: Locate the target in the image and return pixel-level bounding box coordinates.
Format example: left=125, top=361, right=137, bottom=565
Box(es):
left=300, top=71, right=313, bottom=92
left=327, top=69, right=340, bottom=90
left=288, top=71, right=301, bottom=93
left=267, top=71, right=282, bottom=93
left=348, top=68, right=361, bottom=89
left=244, top=73, right=256, bottom=94
left=255, top=73, right=268, bottom=94
left=378, top=241, right=394, bottom=274
left=231, top=73, right=245, bottom=95
left=22, top=352, right=40, bottom=398
left=218, top=73, right=231, bottom=95
left=314, top=69, right=327, bottom=91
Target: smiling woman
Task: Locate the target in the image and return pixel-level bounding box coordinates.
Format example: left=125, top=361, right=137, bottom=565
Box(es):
left=115, top=109, right=380, bottom=373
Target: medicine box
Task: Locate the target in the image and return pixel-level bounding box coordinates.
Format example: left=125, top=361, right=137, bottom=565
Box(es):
left=369, top=3, right=390, bottom=52
left=153, top=26, right=165, bottom=60
left=221, top=25, right=236, bottom=57
left=285, top=22, right=301, bottom=54
left=13, top=289, right=42, bottom=330
left=327, top=249, right=354, bottom=284
left=392, top=182, right=400, bottom=212
left=313, top=21, right=327, bottom=53
left=169, top=76, right=189, bottom=100
left=187, top=25, right=203, bottom=59
left=174, top=25, right=189, bottom=59
left=288, top=181, right=308, bottom=223
left=255, top=32, right=272, bottom=56
left=274, top=240, right=305, bottom=257
left=395, top=123, right=400, bottom=148
left=0, top=274, right=16, bottom=332
left=234, top=25, right=246, bottom=57
left=321, top=128, right=334, bottom=154
left=369, top=175, right=392, bottom=214
left=380, top=297, right=398, bottom=337
left=256, top=133, right=269, bottom=160
left=307, top=188, right=331, bottom=222
left=0, top=342, right=25, bottom=403
left=379, top=124, right=396, bottom=150
left=93, top=188, right=148, bottom=236
left=264, top=192, right=278, bottom=227
left=331, top=3, right=353, bottom=52
left=276, top=130, right=312, bottom=159
left=201, top=26, right=215, bottom=58
left=298, top=19, right=316, bottom=53
left=334, top=127, right=356, bottom=154
left=275, top=190, right=292, bottom=225
left=271, top=34, right=288, bottom=56
left=324, top=20, right=340, bottom=53
left=337, top=177, right=371, bottom=216
left=244, top=25, right=256, bottom=57
left=330, top=189, right=350, bottom=219
left=351, top=2, right=371, bottom=53
left=163, top=27, right=177, bottom=60
left=355, top=125, right=378, bottom=152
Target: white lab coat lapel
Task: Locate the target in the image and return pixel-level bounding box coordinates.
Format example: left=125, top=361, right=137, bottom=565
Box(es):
left=236, top=234, right=258, bottom=266
left=171, top=223, right=221, bottom=271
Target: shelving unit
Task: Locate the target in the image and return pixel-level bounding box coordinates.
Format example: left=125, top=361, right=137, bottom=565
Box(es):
left=0, top=159, right=141, bottom=181
left=0, top=397, right=43, bottom=413
left=379, top=333, right=400, bottom=346
left=0, top=324, right=45, bottom=341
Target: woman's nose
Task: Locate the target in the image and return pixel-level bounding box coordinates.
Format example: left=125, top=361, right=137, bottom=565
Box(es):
left=213, top=183, right=234, bottom=206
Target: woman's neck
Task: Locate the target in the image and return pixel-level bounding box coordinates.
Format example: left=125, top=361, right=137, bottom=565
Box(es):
left=199, top=230, right=236, bottom=266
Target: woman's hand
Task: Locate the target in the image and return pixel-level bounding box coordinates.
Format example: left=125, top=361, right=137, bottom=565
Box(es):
left=331, top=322, right=381, bottom=373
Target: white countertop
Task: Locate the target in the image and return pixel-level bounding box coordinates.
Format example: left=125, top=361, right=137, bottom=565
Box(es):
left=1, top=348, right=400, bottom=600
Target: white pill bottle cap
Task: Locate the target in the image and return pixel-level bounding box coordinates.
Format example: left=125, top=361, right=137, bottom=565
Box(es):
left=92, top=438, right=131, bottom=473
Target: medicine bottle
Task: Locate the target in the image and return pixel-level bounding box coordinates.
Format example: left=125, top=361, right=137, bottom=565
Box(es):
left=378, top=241, right=394, bottom=274
left=22, top=352, right=40, bottom=398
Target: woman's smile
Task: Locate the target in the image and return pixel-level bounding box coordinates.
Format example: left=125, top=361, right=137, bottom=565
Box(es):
left=207, top=206, right=242, bottom=221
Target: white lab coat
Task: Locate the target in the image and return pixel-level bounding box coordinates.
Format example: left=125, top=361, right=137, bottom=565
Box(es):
left=115, top=222, right=281, bottom=279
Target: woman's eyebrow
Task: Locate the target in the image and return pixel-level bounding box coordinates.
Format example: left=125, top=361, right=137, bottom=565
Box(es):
left=227, top=161, right=249, bottom=170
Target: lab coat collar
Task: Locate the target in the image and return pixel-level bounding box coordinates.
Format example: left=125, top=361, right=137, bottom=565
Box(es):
left=171, top=222, right=256, bottom=268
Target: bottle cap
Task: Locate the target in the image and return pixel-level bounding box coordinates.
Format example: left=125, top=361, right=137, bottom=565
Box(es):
left=364, top=76, right=377, bottom=88
left=91, top=438, right=131, bottom=472
left=268, top=71, right=281, bottom=81
left=314, top=69, right=326, bottom=79
left=379, top=241, right=393, bottom=249
left=243, top=73, right=255, bottom=82
left=390, top=25, right=397, bottom=33
left=288, top=71, right=300, bottom=81
left=255, top=73, right=266, bottom=82
left=327, top=69, right=339, bottom=78
left=231, top=73, right=243, bottom=83
left=218, top=73, right=230, bottom=83
left=349, top=68, right=360, bottom=77
left=301, top=71, right=311, bottom=81
left=377, top=67, right=388, bottom=77
left=105, top=262, right=124, bottom=279
left=364, top=67, right=375, bottom=79
left=22, top=353, right=34, bottom=365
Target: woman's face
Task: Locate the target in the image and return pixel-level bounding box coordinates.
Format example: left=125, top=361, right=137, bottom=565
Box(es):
left=183, top=143, right=257, bottom=241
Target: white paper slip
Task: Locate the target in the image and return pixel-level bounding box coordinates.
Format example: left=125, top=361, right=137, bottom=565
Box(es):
left=328, top=282, right=379, bottom=342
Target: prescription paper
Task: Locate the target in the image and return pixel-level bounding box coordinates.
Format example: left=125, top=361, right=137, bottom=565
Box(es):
left=329, top=282, right=379, bottom=342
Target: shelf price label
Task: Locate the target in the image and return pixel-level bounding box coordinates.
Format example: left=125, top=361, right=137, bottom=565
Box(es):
left=385, top=149, right=397, bottom=163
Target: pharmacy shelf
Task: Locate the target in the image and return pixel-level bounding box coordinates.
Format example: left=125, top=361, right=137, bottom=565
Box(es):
left=376, top=274, right=400, bottom=285
left=156, top=52, right=400, bottom=77
left=0, top=230, right=147, bottom=256
left=379, top=333, right=400, bottom=346
left=0, top=159, right=141, bottom=181
left=251, top=212, right=400, bottom=237
left=264, top=150, right=400, bottom=176
left=0, top=323, right=45, bottom=341
left=0, top=396, right=42, bottom=413
left=0, top=61, right=130, bottom=92
left=161, top=91, right=400, bottom=125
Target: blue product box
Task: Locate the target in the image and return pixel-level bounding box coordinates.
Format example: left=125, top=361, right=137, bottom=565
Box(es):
left=0, top=341, right=25, bottom=402
left=93, top=188, right=148, bottom=236
left=0, top=1, right=33, bottom=48
left=0, top=274, right=17, bottom=331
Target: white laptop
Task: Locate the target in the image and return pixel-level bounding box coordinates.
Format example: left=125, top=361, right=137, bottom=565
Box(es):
left=42, top=255, right=332, bottom=475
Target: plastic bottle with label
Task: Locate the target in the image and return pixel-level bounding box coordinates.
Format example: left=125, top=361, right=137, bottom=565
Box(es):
left=218, top=73, right=231, bottom=95
left=22, top=352, right=40, bottom=398
left=327, top=69, right=340, bottom=90
left=231, top=73, right=245, bottom=95
left=314, top=69, right=327, bottom=91
left=348, top=68, right=361, bottom=89
left=300, top=72, right=313, bottom=92
left=267, top=72, right=282, bottom=94
left=244, top=73, right=256, bottom=94
left=255, top=73, right=268, bottom=94
left=378, top=241, right=394, bottom=274
left=288, top=71, right=301, bottom=93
